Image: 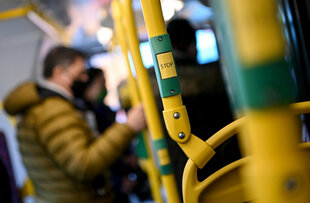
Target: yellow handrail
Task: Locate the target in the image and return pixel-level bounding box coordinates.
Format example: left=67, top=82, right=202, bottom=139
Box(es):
left=0, top=3, right=69, bottom=44
left=119, top=0, right=180, bottom=202
left=182, top=101, right=310, bottom=203
left=111, top=1, right=163, bottom=202
left=0, top=5, right=31, bottom=21
left=140, top=0, right=215, bottom=170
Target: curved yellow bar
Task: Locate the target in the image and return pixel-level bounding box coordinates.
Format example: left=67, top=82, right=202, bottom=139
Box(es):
left=207, top=117, right=246, bottom=149
left=290, top=101, right=310, bottom=115
left=182, top=101, right=310, bottom=203
left=206, top=101, right=310, bottom=151
left=183, top=143, right=310, bottom=203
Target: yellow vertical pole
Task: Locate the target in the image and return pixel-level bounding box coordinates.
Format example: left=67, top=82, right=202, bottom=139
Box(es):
left=118, top=0, right=180, bottom=202
left=139, top=0, right=218, bottom=195
left=211, top=0, right=310, bottom=202
left=230, top=0, right=310, bottom=201
left=111, top=1, right=164, bottom=203
left=138, top=0, right=219, bottom=202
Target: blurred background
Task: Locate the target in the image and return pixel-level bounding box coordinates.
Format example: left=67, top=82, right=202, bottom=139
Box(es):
left=1, top=0, right=309, bottom=202
left=0, top=0, right=217, bottom=110
left=0, top=0, right=218, bottom=202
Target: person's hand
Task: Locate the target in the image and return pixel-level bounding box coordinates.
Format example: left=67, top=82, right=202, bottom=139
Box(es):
left=126, top=103, right=146, bottom=133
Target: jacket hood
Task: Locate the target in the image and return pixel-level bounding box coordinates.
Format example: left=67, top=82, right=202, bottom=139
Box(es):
left=4, top=82, right=42, bottom=115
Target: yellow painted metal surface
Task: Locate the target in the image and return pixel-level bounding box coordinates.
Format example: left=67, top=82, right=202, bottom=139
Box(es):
left=20, top=178, right=35, bottom=198
left=139, top=159, right=162, bottom=203
left=162, top=105, right=191, bottom=143
left=140, top=0, right=166, bottom=37
left=183, top=144, right=310, bottom=203
left=139, top=0, right=310, bottom=202
left=225, top=0, right=310, bottom=202
left=120, top=0, right=166, bottom=140
left=111, top=1, right=163, bottom=203
left=228, top=0, right=285, bottom=66
left=120, top=0, right=180, bottom=201
left=178, top=134, right=215, bottom=169
left=290, top=101, right=310, bottom=115
left=111, top=0, right=140, bottom=106
left=162, top=95, right=183, bottom=109
left=207, top=117, right=246, bottom=149
left=139, top=0, right=216, bottom=179
left=29, top=4, right=69, bottom=44
left=157, top=149, right=171, bottom=166
left=182, top=101, right=310, bottom=203
left=0, top=5, right=31, bottom=21
left=243, top=109, right=310, bottom=203
left=183, top=158, right=249, bottom=203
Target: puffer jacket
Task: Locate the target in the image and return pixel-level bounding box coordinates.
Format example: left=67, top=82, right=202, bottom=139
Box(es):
left=4, top=82, right=135, bottom=203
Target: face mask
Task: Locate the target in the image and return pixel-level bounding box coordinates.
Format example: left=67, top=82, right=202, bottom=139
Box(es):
left=71, top=80, right=87, bottom=98
left=95, top=88, right=107, bottom=104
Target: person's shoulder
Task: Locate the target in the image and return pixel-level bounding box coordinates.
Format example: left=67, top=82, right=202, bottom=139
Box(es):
left=42, top=97, right=75, bottom=113
left=4, top=81, right=41, bottom=116
left=32, top=96, right=86, bottom=130
left=27, top=96, right=75, bottom=122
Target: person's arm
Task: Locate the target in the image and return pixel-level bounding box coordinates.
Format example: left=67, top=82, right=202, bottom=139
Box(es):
left=36, top=98, right=145, bottom=181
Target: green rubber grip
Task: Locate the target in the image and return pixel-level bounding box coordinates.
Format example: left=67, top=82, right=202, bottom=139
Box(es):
left=154, top=138, right=173, bottom=175
left=136, top=132, right=149, bottom=159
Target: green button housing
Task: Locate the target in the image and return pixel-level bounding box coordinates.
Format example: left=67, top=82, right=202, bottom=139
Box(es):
left=149, top=34, right=181, bottom=98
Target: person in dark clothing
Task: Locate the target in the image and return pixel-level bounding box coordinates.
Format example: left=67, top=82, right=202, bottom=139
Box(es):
left=0, top=159, right=12, bottom=203
left=72, top=67, right=115, bottom=134
left=0, top=131, right=20, bottom=203
left=4, top=46, right=146, bottom=203
left=73, top=68, right=152, bottom=203
left=148, top=18, right=241, bottom=196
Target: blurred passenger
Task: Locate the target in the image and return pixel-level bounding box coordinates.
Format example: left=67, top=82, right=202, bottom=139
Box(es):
left=0, top=131, right=19, bottom=203
left=115, top=80, right=153, bottom=203
left=148, top=18, right=241, bottom=195
left=73, top=69, right=152, bottom=202
left=72, top=67, right=115, bottom=134
left=168, top=18, right=197, bottom=65
left=0, top=159, right=12, bottom=203
left=4, top=46, right=146, bottom=203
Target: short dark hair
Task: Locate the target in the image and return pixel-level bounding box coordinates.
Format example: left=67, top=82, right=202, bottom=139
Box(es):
left=167, top=18, right=196, bottom=52
left=86, top=68, right=104, bottom=84
left=43, top=46, right=86, bottom=78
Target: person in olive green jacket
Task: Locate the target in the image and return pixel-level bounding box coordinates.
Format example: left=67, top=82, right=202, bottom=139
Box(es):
left=4, top=46, right=146, bottom=203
